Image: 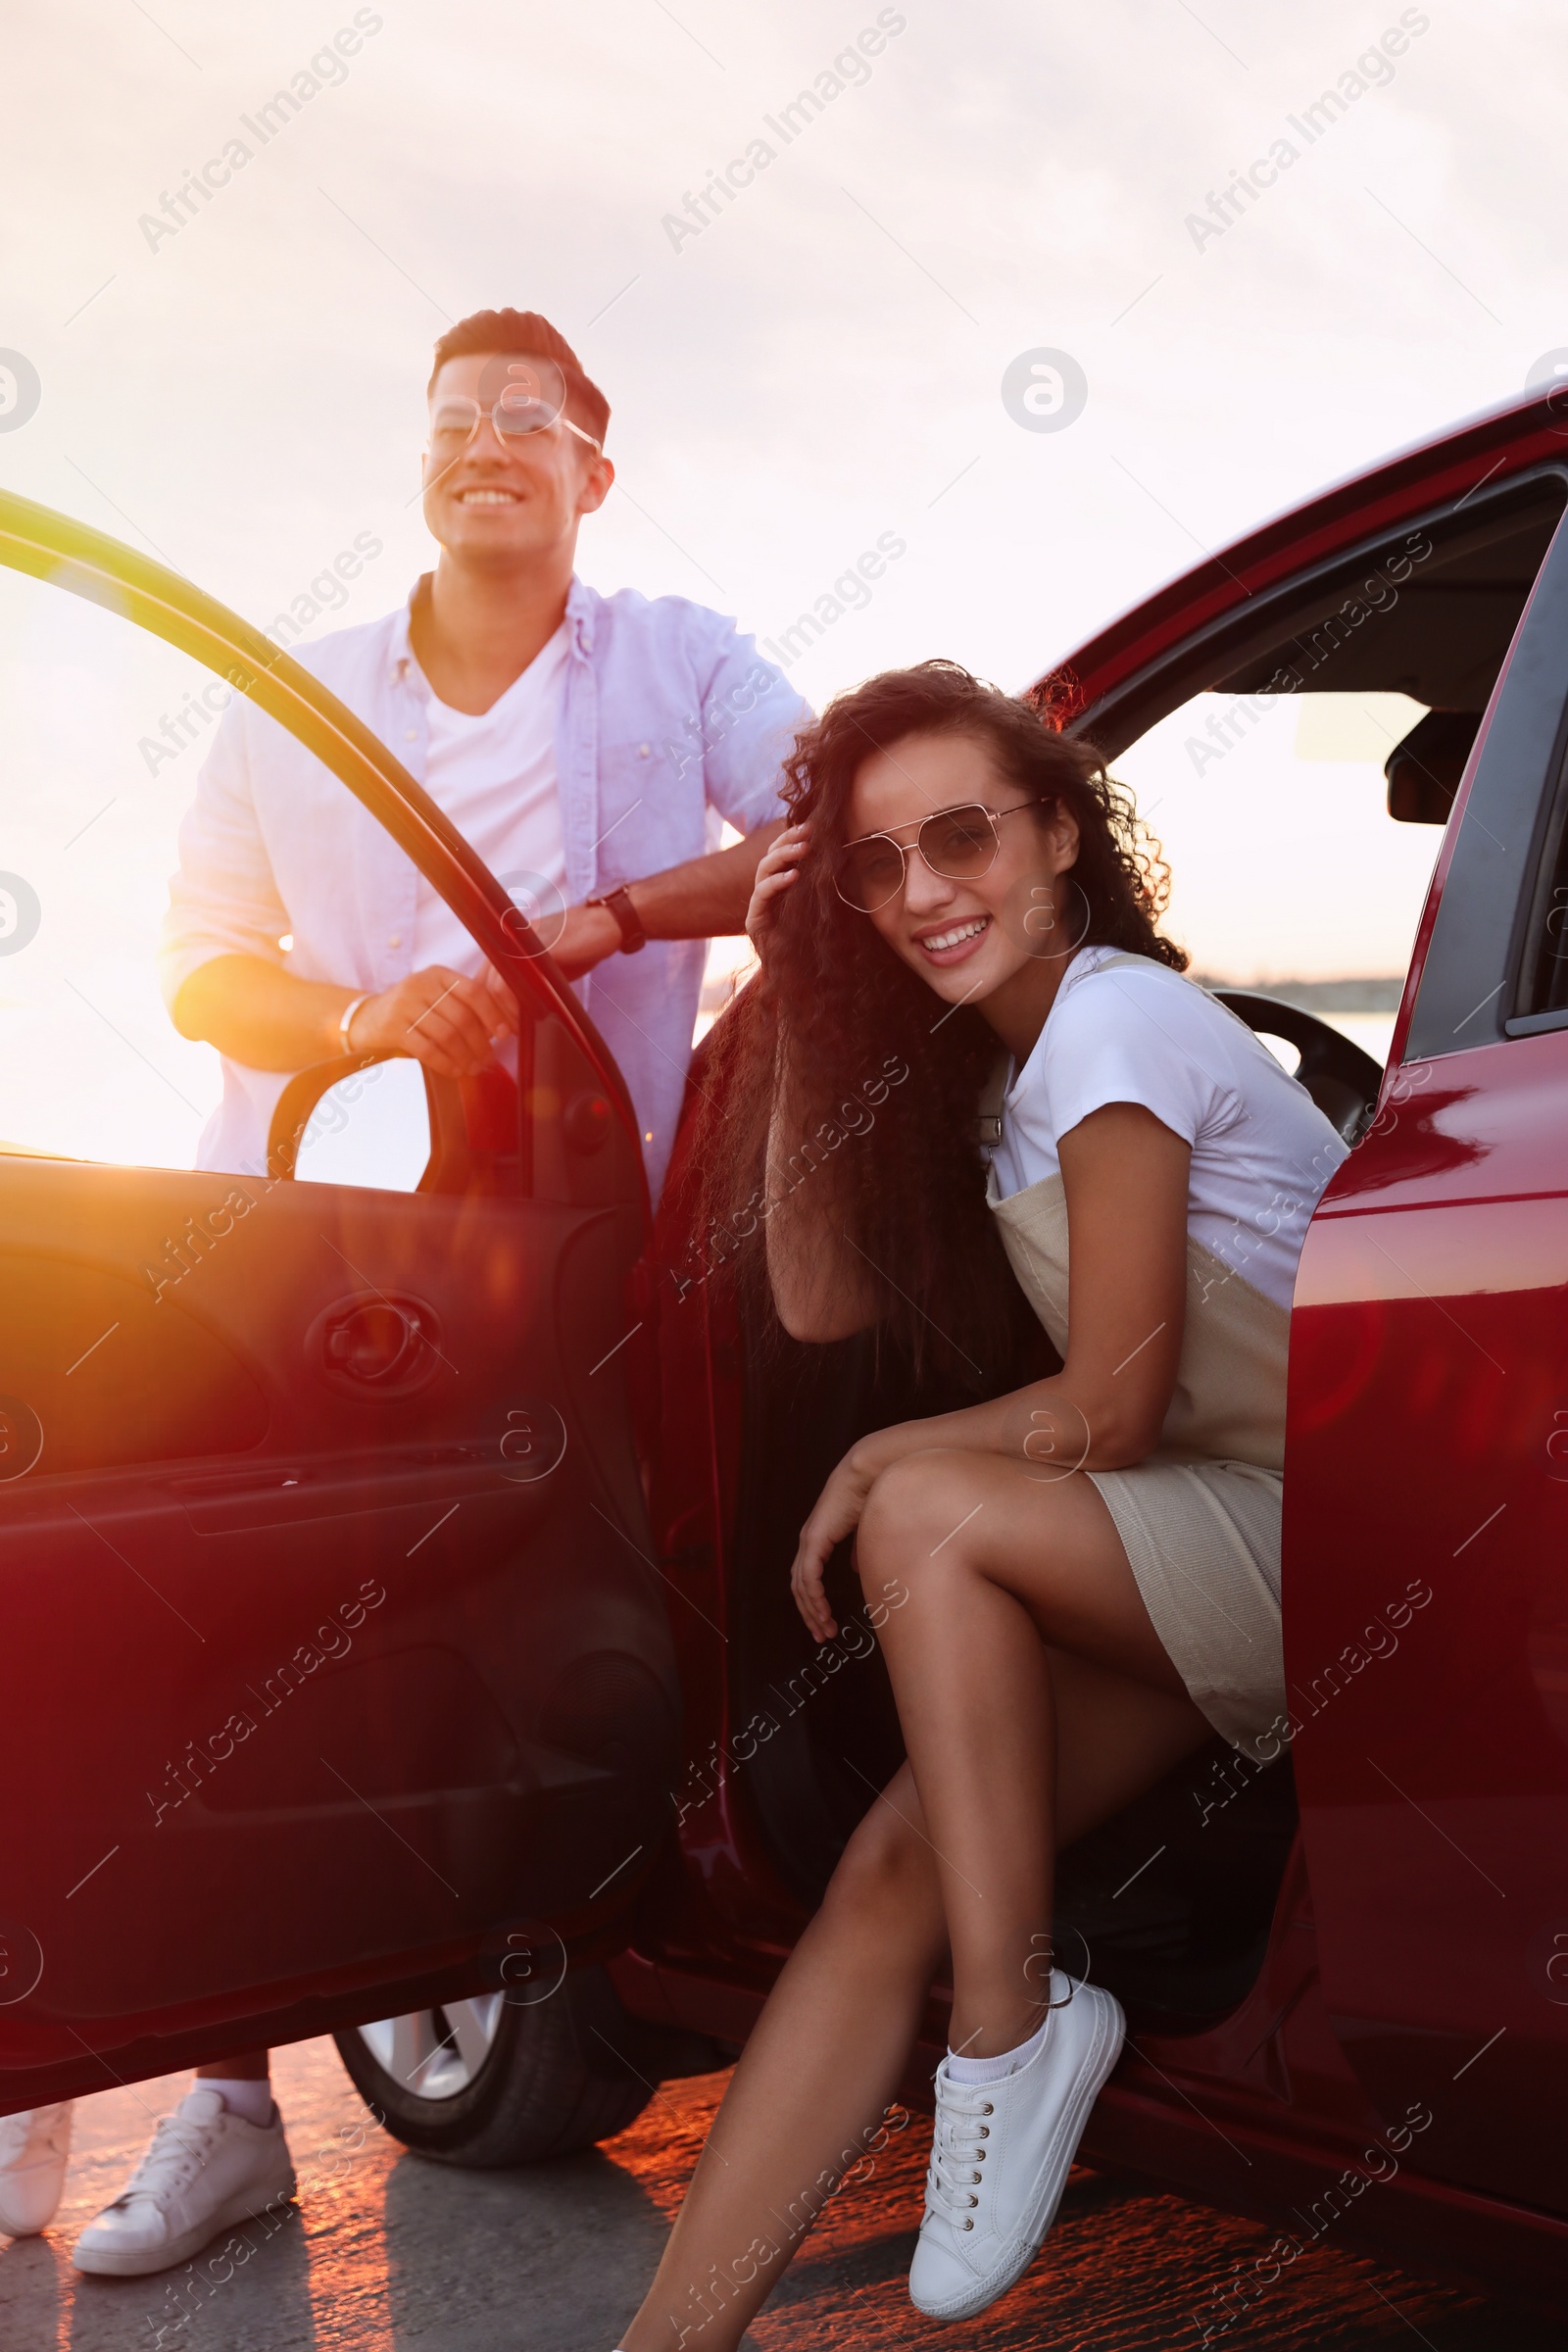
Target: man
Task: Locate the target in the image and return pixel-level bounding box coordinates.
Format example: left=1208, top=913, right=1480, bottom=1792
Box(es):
left=22, top=307, right=806, bottom=2279
left=154, top=306, right=802, bottom=1200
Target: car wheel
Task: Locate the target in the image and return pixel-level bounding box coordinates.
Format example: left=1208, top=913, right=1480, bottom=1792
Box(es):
left=332, top=1965, right=658, bottom=2167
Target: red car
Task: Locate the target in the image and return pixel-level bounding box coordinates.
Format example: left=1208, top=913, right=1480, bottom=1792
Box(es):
left=2, top=378, right=1566, bottom=2317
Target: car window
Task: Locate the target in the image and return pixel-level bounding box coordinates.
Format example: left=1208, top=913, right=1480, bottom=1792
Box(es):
left=1111, top=687, right=1446, bottom=1071
left=291, top=1058, right=432, bottom=1189
left=0, top=564, right=426, bottom=1187
left=0, top=567, right=228, bottom=1168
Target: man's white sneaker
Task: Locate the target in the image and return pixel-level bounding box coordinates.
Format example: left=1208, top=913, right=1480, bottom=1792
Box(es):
left=72, top=2087, right=296, bottom=2278
left=0, top=2103, right=74, bottom=2235
left=909, top=1971, right=1125, bottom=2321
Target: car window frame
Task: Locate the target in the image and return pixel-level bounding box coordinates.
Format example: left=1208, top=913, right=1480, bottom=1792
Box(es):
left=1497, top=579, right=1568, bottom=1041
left=1062, top=468, right=1568, bottom=761
left=1401, top=495, right=1568, bottom=1059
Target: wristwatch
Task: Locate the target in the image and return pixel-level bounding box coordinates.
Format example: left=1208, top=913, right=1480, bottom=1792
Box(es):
left=587, top=883, right=648, bottom=954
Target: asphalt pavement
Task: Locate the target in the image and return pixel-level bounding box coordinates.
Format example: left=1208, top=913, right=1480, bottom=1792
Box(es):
left=0, top=2035, right=1558, bottom=2351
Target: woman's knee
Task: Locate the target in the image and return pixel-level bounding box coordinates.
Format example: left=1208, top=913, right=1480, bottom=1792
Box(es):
left=858, top=1450, right=988, bottom=1574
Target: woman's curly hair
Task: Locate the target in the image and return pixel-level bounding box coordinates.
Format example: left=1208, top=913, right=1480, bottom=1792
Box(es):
left=688, top=661, right=1185, bottom=1383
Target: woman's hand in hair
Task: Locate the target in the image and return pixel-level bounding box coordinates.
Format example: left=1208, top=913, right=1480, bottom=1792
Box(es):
left=745, top=820, right=810, bottom=962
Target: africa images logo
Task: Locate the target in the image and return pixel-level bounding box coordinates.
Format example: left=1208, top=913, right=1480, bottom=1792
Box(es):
left=1183, top=10, right=1432, bottom=251
left=0, top=351, right=40, bottom=433
left=661, top=11, right=908, bottom=253
left=135, top=11, right=385, bottom=253
left=1001, top=349, right=1088, bottom=433
left=0, top=873, right=41, bottom=957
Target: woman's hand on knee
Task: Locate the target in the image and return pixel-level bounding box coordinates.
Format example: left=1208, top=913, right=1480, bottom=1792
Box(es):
left=790, top=1447, right=883, bottom=1643
left=791, top=1432, right=966, bottom=1642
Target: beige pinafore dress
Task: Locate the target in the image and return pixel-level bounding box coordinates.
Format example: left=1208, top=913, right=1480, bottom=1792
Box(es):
left=983, top=956, right=1290, bottom=1754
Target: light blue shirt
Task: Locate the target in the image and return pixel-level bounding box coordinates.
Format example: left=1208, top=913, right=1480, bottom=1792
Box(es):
left=161, top=575, right=808, bottom=1199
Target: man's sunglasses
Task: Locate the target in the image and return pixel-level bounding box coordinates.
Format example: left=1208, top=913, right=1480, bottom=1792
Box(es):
left=832, top=798, right=1049, bottom=913
left=425, top=356, right=604, bottom=469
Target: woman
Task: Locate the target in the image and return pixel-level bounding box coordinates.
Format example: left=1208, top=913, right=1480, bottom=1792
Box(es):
left=616, top=662, right=1348, bottom=2345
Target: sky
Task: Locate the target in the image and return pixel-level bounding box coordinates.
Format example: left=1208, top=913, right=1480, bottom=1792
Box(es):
left=3, top=0, right=1567, bottom=1159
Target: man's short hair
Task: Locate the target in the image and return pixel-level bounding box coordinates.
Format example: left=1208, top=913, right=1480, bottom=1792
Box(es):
left=428, top=309, right=610, bottom=448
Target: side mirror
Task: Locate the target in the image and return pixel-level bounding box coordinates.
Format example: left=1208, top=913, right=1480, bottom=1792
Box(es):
left=270, top=1054, right=433, bottom=1191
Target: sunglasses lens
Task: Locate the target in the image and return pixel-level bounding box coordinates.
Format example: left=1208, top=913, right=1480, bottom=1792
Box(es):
left=483, top=355, right=566, bottom=437
left=922, top=805, right=998, bottom=877
left=836, top=840, right=906, bottom=910
left=428, top=397, right=478, bottom=451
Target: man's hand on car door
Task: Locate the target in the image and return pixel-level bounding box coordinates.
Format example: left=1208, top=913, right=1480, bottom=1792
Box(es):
left=348, top=963, right=517, bottom=1078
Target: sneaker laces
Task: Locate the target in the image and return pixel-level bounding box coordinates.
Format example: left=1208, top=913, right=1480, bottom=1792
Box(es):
left=110, top=2110, right=220, bottom=2209
left=924, top=2076, right=996, bottom=2229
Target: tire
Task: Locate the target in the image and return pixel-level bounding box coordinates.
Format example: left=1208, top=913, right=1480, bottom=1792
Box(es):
left=332, top=1966, right=660, bottom=2167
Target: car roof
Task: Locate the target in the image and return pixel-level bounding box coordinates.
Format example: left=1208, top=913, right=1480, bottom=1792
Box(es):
left=1036, top=382, right=1568, bottom=719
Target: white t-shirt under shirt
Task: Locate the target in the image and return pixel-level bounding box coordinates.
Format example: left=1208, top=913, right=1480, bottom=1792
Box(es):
left=409, top=621, right=570, bottom=974
left=989, top=945, right=1349, bottom=1313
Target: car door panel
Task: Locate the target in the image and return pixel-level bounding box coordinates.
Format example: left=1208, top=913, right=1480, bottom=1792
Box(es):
left=0, top=1148, right=675, bottom=2053
left=1, top=1247, right=270, bottom=1468
left=1291, top=1122, right=1568, bottom=2210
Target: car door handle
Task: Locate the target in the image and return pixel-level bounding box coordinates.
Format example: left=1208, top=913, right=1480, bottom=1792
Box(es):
left=322, top=1298, right=432, bottom=1386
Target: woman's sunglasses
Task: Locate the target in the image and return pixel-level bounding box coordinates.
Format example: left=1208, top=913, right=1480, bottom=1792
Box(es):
left=832, top=798, right=1049, bottom=914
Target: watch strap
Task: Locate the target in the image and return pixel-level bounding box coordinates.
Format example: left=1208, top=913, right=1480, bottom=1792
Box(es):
left=590, top=883, right=648, bottom=954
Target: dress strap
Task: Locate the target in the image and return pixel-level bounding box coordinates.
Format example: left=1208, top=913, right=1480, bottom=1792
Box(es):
left=976, top=1053, right=1010, bottom=1151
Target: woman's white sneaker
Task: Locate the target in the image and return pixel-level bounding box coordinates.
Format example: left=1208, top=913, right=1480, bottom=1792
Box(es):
left=908, top=1971, right=1125, bottom=2321
left=0, top=2103, right=74, bottom=2236
left=72, top=2087, right=296, bottom=2278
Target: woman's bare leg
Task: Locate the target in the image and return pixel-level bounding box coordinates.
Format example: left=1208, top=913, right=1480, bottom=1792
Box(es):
left=619, top=1784, right=946, bottom=2352
left=860, top=1448, right=1207, bottom=2056
left=619, top=1595, right=1207, bottom=2351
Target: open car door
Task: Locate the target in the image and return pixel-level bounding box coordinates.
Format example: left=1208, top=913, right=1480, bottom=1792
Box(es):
left=0, top=494, right=679, bottom=2112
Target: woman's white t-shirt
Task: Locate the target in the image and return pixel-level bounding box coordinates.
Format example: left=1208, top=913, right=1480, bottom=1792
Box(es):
left=989, top=946, right=1350, bottom=1312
